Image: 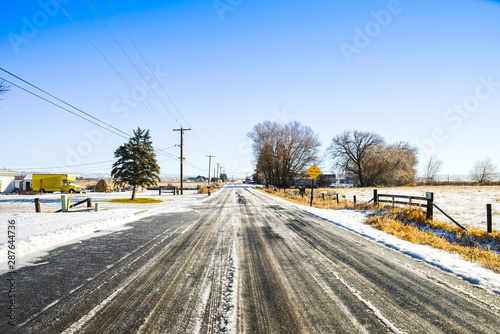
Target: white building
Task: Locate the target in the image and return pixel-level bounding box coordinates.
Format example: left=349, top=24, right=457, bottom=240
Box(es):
left=23, top=173, right=33, bottom=191
left=0, top=169, right=20, bottom=193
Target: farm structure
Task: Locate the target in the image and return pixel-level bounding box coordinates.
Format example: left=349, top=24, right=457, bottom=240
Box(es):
left=0, top=169, right=20, bottom=193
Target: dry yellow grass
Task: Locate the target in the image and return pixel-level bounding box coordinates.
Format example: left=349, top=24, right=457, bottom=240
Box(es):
left=108, top=198, right=163, bottom=204
left=366, top=214, right=500, bottom=273
left=197, top=183, right=222, bottom=194
left=260, top=187, right=500, bottom=273
left=259, top=187, right=374, bottom=210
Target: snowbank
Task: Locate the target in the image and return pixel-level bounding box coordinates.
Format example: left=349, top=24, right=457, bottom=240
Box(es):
left=0, top=190, right=214, bottom=273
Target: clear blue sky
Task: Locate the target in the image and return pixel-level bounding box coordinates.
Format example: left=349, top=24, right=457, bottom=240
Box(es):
left=1, top=0, right=499, bottom=179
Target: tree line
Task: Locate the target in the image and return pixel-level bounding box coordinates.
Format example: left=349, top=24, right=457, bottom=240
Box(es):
left=248, top=121, right=321, bottom=188
left=248, top=121, right=497, bottom=188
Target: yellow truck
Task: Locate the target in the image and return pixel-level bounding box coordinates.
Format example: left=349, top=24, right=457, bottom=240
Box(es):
left=31, top=174, right=83, bottom=193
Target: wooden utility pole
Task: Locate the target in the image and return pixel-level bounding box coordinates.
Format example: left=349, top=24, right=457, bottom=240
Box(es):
left=207, top=155, right=214, bottom=183
left=173, top=127, right=191, bottom=195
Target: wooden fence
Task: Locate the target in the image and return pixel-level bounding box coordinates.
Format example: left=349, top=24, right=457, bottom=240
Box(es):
left=372, top=190, right=472, bottom=231
left=373, top=189, right=432, bottom=217
left=292, top=187, right=493, bottom=233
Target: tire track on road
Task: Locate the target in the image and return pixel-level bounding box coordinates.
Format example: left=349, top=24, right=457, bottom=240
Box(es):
left=239, top=189, right=389, bottom=333
left=251, top=187, right=500, bottom=333
left=19, top=189, right=233, bottom=334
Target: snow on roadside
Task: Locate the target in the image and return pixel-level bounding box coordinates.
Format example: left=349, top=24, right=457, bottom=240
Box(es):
left=0, top=190, right=220, bottom=273
left=255, top=189, right=500, bottom=295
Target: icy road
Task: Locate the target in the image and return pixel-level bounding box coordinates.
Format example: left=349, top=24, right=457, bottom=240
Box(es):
left=3, top=185, right=500, bottom=333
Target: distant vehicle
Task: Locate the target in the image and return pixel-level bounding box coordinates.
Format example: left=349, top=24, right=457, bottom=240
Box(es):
left=244, top=177, right=255, bottom=184
left=31, top=174, right=83, bottom=193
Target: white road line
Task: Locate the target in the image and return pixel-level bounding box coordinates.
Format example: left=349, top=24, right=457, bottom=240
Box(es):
left=61, top=287, right=124, bottom=334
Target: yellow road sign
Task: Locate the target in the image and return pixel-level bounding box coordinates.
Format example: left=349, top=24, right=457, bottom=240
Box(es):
left=307, top=164, right=322, bottom=179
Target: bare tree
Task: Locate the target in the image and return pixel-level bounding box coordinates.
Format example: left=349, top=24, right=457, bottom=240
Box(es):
left=423, top=155, right=443, bottom=183
left=374, top=141, right=418, bottom=186
left=327, top=131, right=383, bottom=186
left=470, top=157, right=497, bottom=185
left=0, top=80, right=10, bottom=98
left=248, top=121, right=321, bottom=188
left=328, top=131, right=417, bottom=186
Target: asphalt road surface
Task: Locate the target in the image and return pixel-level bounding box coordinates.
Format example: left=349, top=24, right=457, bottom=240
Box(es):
left=2, top=185, right=500, bottom=333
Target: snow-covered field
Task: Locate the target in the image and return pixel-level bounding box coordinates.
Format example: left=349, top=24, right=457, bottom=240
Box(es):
left=326, top=186, right=500, bottom=230
left=0, top=189, right=214, bottom=273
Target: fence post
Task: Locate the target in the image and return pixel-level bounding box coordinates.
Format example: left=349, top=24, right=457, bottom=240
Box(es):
left=61, top=195, right=68, bottom=212
left=35, top=198, right=41, bottom=213
left=487, top=204, right=492, bottom=233
left=426, top=192, right=434, bottom=220
left=336, top=194, right=339, bottom=204
left=159, top=187, right=161, bottom=195
left=353, top=195, right=356, bottom=206
left=392, top=196, right=395, bottom=207
left=374, top=189, right=378, bottom=205
left=322, top=193, right=325, bottom=201
left=87, top=198, right=92, bottom=208
left=310, top=179, right=314, bottom=207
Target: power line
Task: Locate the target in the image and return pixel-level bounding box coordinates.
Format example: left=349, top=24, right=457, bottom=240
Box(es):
left=105, top=0, right=211, bottom=155
left=105, top=0, right=188, bottom=126
left=49, top=1, right=206, bottom=172
left=85, top=0, right=182, bottom=128
left=0, top=77, right=130, bottom=140
left=0, top=68, right=130, bottom=139
left=183, top=159, right=206, bottom=172
left=52, top=0, right=178, bottom=140
left=13, top=159, right=117, bottom=170
left=183, top=146, right=208, bottom=165
left=65, top=0, right=210, bottom=167
left=1, top=73, right=178, bottom=162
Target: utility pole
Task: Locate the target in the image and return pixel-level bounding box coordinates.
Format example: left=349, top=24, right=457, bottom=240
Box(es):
left=206, top=155, right=214, bottom=184
left=173, top=127, right=191, bottom=195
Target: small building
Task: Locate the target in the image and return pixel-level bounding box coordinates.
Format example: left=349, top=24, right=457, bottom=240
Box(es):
left=13, top=175, right=24, bottom=191
left=22, top=173, right=33, bottom=191
left=329, top=173, right=355, bottom=188
left=0, top=169, right=21, bottom=193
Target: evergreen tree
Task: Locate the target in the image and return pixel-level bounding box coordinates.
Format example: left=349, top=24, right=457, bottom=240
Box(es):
left=111, top=128, right=160, bottom=200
